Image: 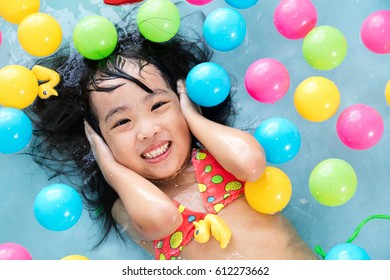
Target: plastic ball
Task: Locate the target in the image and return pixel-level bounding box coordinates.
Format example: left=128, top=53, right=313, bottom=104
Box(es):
left=0, top=243, right=32, bottom=260
left=0, top=108, right=33, bottom=154
left=186, top=0, right=212, bottom=5
left=336, top=104, right=384, bottom=150
left=309, top=158, right=357, bottom=207
left=325, top=243, right=371, bottom=260
left=34, top=183, right=83, bottom=231
left=185, top=62, right=230, bottom=107
left=254, top=117, right=301, bottom=164
left=245, top=166, right=292, bottom=214
left=203, top=7, right=246, bottom=51
left=137, top=0, right=180, bottom=43
left=274, top=0, right=317, bottom=40
left=73, top=15, right=118, bottom=60
left=61, top=254, right=90, bottom=260
left=385, top=80, right=390, bottom=106
left=245, top=58, right=290, bottom=103
left=302, top=25, right=347, bottom=70
left=361, top=10, right=390, bottom=54
left=224, top=0, right=259, bottom=9
left=0, top=65, right=38, bottom=109
left=0, top=0, right=40, bottom=24
left=294, top=76, right=340, bottom=122
left=18, top=13, right=62, bottom=57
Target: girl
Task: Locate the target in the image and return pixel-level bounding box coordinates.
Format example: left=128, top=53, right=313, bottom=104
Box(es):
left=27, top=8, right=317, bottom=260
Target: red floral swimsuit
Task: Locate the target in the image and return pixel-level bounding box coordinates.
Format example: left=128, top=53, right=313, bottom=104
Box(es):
left=153, top=148, right=245, bottom=260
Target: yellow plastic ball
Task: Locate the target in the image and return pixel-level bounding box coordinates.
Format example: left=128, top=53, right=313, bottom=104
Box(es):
left=294, top=76, right=340, bottom=122
left=18, top=13, right=62, bottom=57
left=0, top=0, right=40, bottom=24
left=244, top=166, right=292, bottom=214
left=61, top=254, right=90, bottom=260
left=0, top=65, right=38, bottom=109
left=385, top=80, right=390, bottom=106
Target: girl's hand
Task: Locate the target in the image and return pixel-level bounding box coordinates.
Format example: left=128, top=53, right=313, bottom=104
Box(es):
left=177, top=79, right=202, bottom=119
left=84, top=121, right=124, bottom=185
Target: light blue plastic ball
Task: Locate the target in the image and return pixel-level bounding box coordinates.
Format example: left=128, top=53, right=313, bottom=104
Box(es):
left=203, top=7, right=246, bottom=51
left=254, top=117, right=301, bottom=164
left=0, top=107, right=32, bottom=154
left=325, top=243, right=371, bottom=260
left=224, top=0, right=259, bottom=9
left=185, top=62, right=231, bottom=107
left=34, top=183, right=83, bottom=231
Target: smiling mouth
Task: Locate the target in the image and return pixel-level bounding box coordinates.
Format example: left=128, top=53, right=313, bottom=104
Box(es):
left=141, top=141, right=171, bottom=160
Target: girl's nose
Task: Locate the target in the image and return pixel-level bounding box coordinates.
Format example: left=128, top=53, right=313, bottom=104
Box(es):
left=136, top=123, right=162, bottom=141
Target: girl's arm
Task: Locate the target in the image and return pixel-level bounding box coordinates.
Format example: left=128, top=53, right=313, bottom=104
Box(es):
left=84, top=122, right=182, bottom=241
left=178, top=80, right=266, bottom=182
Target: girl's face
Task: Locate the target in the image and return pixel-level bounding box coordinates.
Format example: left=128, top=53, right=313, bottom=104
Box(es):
left=90, top=62, right=192, bottom=180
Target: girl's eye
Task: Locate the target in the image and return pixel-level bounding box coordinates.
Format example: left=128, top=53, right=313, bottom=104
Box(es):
left=151, top=101, right=167, bottom=111
left=113, top=119, right=130, bottom=128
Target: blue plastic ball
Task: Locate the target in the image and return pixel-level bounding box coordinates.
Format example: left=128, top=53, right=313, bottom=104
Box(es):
left=325, top=243, right=371, bottom=260
left=203, top=7, right=246, bottom=51
left=0, top=107, right=32, bottom=154
left=254, top=117, right=301, bottom=164
left=224, top=0, right=259, bottom=9
left=34, top=183, right=83, bottom=231
left=185, top=62, right=231, bottom=107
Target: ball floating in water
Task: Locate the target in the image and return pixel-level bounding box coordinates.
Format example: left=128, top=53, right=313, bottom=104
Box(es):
left=185, top=62, right=230, bottom=107
left=0, top=0, right=40, bottom=24
left=203, top=7, right=246, bottom=51
left=0, top=108, right=33, bottom=154
left=274, top=0, right=317, bottom=40
left=0, top=243, right=32, bottom=260
left=294, top=76, right=340, bottom=122
left=245, top=58, right=290, bottom=103
left=325, top=243, right=371, bottom=260
left=245, top=166, right=292, bottom=214
left=61, top=254, right=90, bottom=260
left=73, top=15, right=118, bottom=60
left=224, top=0, right=259, bottom=9
left=361, top=10, right=390, bottom=54
left=34, top=183, right=83, bottom=231
left=302, top=25, right=347, bottom=70
left=185, top=0, right=212, bottom=5
left=309, top=158, right=357, bottom=207
left=385, top=80, right=390, bottom=106
left=0, top=65, right=38, bottom=109
left=254, top=117, right=301, bottom=164
left=18, top=13, right=62, bottom=57
left=137, top=0, right=180, bottom=43
left=336, top=104, right=384, bottom=150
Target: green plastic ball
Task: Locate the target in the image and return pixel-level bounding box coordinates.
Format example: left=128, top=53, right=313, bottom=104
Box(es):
left=302, top=25, right=347, bottom=70
left=137, top=0, right=181, bottom=43
left=309, top=158, right=357, bottom=207
left=73, top=15, right=118, bottom=60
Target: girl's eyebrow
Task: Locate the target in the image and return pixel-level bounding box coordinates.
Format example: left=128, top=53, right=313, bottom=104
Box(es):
left=104, top=88, right=171, bottom=123
left=105, top=105, right=129, bottom=123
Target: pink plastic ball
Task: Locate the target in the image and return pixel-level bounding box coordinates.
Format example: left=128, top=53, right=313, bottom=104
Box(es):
left=274, top=0, right=317, bottom=40
left=0, top=242, right=32, bottom=260
left=361, top=10, right=390, bottom=54
left=336, top=104, right=384, bottom=150
left=185, top=0, right=212, bottom=5
left=245, top=58, right=290, bottom=103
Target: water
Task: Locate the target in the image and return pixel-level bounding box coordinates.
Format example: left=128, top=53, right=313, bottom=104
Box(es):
left=1, top=0, right=390, bottom=260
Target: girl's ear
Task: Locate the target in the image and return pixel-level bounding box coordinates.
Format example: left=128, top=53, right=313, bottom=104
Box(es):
left=176, top=79, right=185, bottom=95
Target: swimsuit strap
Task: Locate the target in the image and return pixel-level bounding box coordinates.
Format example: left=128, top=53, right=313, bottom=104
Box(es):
left=191, top=148, right=246, bottom=214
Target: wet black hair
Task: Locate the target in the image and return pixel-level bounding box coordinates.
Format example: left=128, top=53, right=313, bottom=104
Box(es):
left=25, top=5, right=234, bottom=248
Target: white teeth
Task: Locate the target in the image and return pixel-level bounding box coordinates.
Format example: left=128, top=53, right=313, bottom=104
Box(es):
left=143, top=142, right=169, bottom=159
